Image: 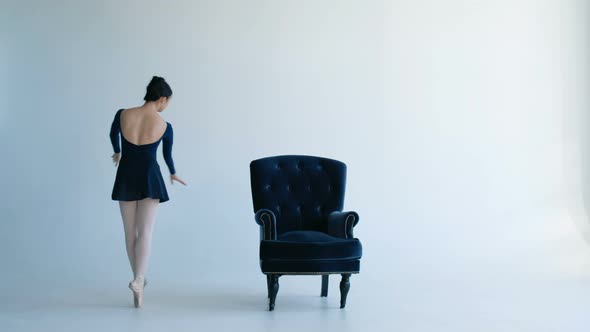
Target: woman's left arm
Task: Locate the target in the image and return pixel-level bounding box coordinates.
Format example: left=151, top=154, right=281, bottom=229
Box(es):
left=110, top=110, right=122, bottom=153
left=110, top=109, right=122, bottom=166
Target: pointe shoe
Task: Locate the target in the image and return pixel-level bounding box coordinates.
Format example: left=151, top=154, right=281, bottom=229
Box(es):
left=129, top=277, right=146, bottom=308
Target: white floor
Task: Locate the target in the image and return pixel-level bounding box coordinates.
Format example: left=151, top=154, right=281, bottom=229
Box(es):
left=3, top=206, right=590, bottom=331
left=2, top=270, right=590, bottom=332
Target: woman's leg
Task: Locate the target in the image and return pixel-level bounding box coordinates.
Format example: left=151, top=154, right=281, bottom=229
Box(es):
left=133, top=198, right=159, bottom=279
left=119, top=200, right=138, bottom=277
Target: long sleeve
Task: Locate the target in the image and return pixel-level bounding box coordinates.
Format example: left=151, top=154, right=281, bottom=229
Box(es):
left=162, top=123, right=176, bottom=175
left=110, top=109, right=122, bottom=153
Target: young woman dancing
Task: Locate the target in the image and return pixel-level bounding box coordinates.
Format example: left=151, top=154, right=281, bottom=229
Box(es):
left=109, top=76, right=187, bottom=308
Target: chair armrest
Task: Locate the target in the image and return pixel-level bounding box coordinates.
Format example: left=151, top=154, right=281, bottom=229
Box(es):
left=327, top=211, right=359, bottom=239
left=255, top=209, right=277, bottom=241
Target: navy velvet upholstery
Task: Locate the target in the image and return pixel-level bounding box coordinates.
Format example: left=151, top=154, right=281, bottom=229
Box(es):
left=260, top=231, right=362, bottom=261
left=260, top=259, right=361, bottom=274
left=250, top=155, right=362, bottom=275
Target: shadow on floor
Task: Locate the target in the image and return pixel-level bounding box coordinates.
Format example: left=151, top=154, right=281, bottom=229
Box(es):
left=0, top=285, right=348, bottom=313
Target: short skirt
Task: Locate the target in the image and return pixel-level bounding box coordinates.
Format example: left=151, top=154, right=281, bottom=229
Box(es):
left=112, top=159, right=169, bottom=203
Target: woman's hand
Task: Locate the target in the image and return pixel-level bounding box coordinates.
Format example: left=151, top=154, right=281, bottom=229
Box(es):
left=170, top=174, right=187, bottom=186
left=112, top=153, right=121, bottom=167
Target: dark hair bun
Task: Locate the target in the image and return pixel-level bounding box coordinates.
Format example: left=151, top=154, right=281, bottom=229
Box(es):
left=144, top=76, right=172, bottom=101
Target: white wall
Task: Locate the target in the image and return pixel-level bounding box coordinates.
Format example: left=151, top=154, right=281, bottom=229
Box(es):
left=1, top=0, right=589, bottom=295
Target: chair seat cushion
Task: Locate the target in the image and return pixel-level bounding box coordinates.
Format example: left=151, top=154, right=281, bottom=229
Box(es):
left=260, top=230, right=362, bottom=261
left=260, top=259, right=360, bottom=274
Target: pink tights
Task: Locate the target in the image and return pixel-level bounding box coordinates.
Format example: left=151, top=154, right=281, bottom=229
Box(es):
left=119, top=198, right=159, bottom=280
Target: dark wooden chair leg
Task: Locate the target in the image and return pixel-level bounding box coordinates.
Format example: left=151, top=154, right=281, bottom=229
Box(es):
left=269, top=274, right=280, bottom=311
left=339, top=274, right=351, bottom=308
left=321, top=275, right=329, bottom=297
left=266, top=274, right=271, bottom=298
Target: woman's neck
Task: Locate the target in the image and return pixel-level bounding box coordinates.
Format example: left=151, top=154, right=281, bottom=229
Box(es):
left=142, top=101, right=159, bottom=113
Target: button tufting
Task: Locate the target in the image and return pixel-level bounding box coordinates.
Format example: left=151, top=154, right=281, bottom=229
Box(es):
left=286, top=185, right=291, bottom=192
left=265, top=184, right=272, bottom=191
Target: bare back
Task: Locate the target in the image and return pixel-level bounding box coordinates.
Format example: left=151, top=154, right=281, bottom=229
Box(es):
left=120, top=107, right=168, bottom=146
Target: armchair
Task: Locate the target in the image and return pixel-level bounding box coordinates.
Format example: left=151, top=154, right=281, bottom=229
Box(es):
left=250, top=155, right=363, bottom=310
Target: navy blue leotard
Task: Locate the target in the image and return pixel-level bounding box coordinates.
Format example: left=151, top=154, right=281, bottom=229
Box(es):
left=110, top=108, right=176, bottom=203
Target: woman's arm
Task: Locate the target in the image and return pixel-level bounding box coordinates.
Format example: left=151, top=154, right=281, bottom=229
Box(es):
left=110, top=109, right=122, bottom=153
left=162, top=123, right=186, bottom=185
left=162, top=123, right=176, bottom=175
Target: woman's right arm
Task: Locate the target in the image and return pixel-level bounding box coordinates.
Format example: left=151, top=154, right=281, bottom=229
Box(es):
left=163, top=123, right=187, bottom=185
left=162, top=123, right=175, bottom=175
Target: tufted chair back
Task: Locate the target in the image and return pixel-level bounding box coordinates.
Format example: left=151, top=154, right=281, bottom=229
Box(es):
left=250, top=155, right=347, bottom=236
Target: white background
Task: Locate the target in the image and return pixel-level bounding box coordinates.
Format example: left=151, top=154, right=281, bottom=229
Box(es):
left=2, top=1, right=590, bottom=331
